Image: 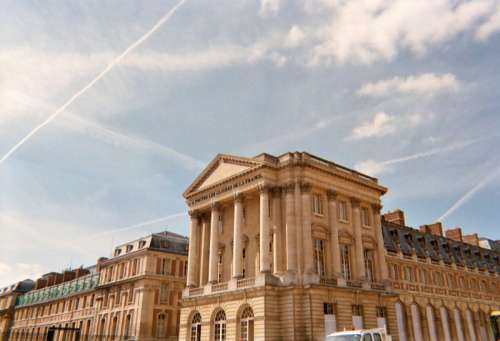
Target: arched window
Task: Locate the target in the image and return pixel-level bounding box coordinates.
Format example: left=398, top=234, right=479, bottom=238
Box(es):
left=214, top=310, right=226, bottom=341
left=240, top=307, right=254, bottom=341
left=190, top=313, right=202, bottom=341
left=157, top=313, right=167, bottom=338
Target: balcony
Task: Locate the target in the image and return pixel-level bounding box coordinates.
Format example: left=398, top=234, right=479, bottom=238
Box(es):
left=184, top=275, right=387, bottom=298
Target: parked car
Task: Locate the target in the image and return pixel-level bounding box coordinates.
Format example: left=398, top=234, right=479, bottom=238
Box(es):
left=326, top=328, right=391, bottom=341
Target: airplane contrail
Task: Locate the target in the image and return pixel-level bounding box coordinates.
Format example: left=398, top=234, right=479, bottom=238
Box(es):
left=84, top=212, right=187, bottom=240
left=0, top=0, right=187, bottom=166
left=437, top=164, right=500, bottom=222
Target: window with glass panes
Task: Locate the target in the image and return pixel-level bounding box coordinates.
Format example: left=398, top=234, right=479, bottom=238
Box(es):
left=314, top=239, right=326, bottom=276
left=364, top=250, right=375, bottom=282
left=312, top=194, right=324, bottom=215
left=190, top=313, right=201, bottom=341
left=218, top=253, right=224, bottom=283
left=214, top=310, right=226, bottom=341
left=338, top=201, right=349, bottom=222
left=361, top=207, right=370, bottom=226
left=240, top=307, right=254, bottom=341
left=340, top=245, right=352, bottom=280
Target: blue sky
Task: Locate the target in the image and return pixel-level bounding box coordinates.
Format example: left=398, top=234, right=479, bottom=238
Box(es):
left=1, top=0, right=500, bottom=287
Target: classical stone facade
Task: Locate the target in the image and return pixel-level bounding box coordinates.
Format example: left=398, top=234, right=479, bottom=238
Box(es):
left=0, top=281, right=35, bottom=341
left=7, top=231, right=188, bottom=341
left=180, top=152, right=500, bottom=341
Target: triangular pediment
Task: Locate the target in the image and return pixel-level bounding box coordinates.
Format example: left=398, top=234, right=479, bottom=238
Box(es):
left=183, top=154, right=262, bottom=197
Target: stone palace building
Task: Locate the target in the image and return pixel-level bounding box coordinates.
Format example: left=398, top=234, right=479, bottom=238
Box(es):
left=1, top=151, right=499, bottom=341
left=1, top=232, right=188, bottom=341
left=180, top=152, right=500, bottom=341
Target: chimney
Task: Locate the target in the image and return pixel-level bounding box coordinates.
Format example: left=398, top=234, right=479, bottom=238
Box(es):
left=54, top=273, right=63, bottom=284
left=463, top=234, right=479, bottom=247
left=419, top=222, right=443, bottom=236
left=445, top=227, right=463, bottom=242
left=62, top=270, right=76, bottom=282
left=35, top=278, right=47, bottom=289
left=383, top=209, right=405, bottom=226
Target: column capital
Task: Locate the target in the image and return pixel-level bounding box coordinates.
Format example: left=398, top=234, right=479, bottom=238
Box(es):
left=188, top=210, right=200, bottom=219
left=271, top=186, right=282, bottom=198
left=350, top=197, right=361, bottom=207
left=259, top=184, right=271, bottom=194
left=211, top=202, right=221, bottom=210
left=327, top=189, right=338, bottom=201
left=282, top=182, right=295, bottom=194
left=300, top=182, right=312, bottom=193
left=234, top=193, right=244, bottom=203
left=371, top=203, right=383, bottom=211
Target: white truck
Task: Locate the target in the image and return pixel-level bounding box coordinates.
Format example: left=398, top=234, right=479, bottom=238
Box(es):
left=325, top=328, right=391, bottom=341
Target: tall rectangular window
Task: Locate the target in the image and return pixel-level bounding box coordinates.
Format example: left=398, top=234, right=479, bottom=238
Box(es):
left=314, top=239, right=326, bottom=276
left=218, top=253, right=224, bottom=283
left=364, top=250, right=375, bottom=282
left=338, top=201, right=349, bottom=222
left=312, top=194, right=324, bottom=215
left=361, top=207, right=371, bottom=226
left=340, top=245, right=352, bottom=280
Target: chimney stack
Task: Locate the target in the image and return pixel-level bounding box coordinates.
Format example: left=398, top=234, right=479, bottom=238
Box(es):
left=383, top=209, right=406, bottom=226
left=445, top=227, right=463, bottom=242
left=463, top=233, right=480, bottom=246
left=419, top=222, right=443, bottom=236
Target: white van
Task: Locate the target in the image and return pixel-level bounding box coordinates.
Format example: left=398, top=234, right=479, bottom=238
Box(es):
left=325, top=328, right=391, bottom=341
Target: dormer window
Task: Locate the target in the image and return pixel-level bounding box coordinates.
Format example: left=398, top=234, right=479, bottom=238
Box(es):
left=138, top=240, right=146, bottom=249
left=114, top=249, right=122, bottom=256
left=126, top=245, right=133, bottom=253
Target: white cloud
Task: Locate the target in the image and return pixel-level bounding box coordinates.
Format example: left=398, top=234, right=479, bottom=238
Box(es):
left=476, top=3, right=500, bottom=40
left=259, top=0, right=282, bottom=17
left=349, top=111, right=434, bottom=140
left=310, top=0, right=497, bottom=65
left=349, top=112, right=397, bottom=139
left=285, top=26, right=306, bottom=48
left=358, top=73, right=461, bottom=97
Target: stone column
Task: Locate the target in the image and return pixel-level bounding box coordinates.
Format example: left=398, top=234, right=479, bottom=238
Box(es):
left=479, top=311, right=488, bottom=341
left=426, top=305, right=438, bottom=341
left=440, top=306, right=452, bottom=341
left=208, top=203, right=220, bottom=284
left=294, top=181, right=303, bottom=274
left=284, top=183, right=297, bottom=273
left=411, top=303, right=424, bottom=341
left=372, top=203, right=389, bottom=282
left=453, top=308, right=466, bottom=341
left=199, top=217, right=210, bottom=286
left=351, top=198, right=366, bottom=280
left=187, top=212, right=200, bottom=287
left=259, top=186, right=271, bottom=273
left=232, top=194, right=244, bottom=278
left=395, top=302, right=408, bottom=341
left=465, top=309, right=477, bottom=341
left=301, top=183, right=315, bottom=275
left=271, top=187, right=282, bottom=274
left=327, top=190, right=342, bottom=278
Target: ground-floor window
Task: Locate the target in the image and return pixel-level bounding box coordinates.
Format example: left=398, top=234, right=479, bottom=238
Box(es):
left=190, top=313, right=201, bottom=341
left=214, top=310, right=226, bottom=341
left=240, top=307, right=254, bottom=341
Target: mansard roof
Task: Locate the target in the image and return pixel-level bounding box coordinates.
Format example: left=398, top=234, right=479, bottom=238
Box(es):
left=111, top=230, right=189, bottom=260
left=382, top=220, right=500, bottom=274
left=0, top=279, right=35, bottom=297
